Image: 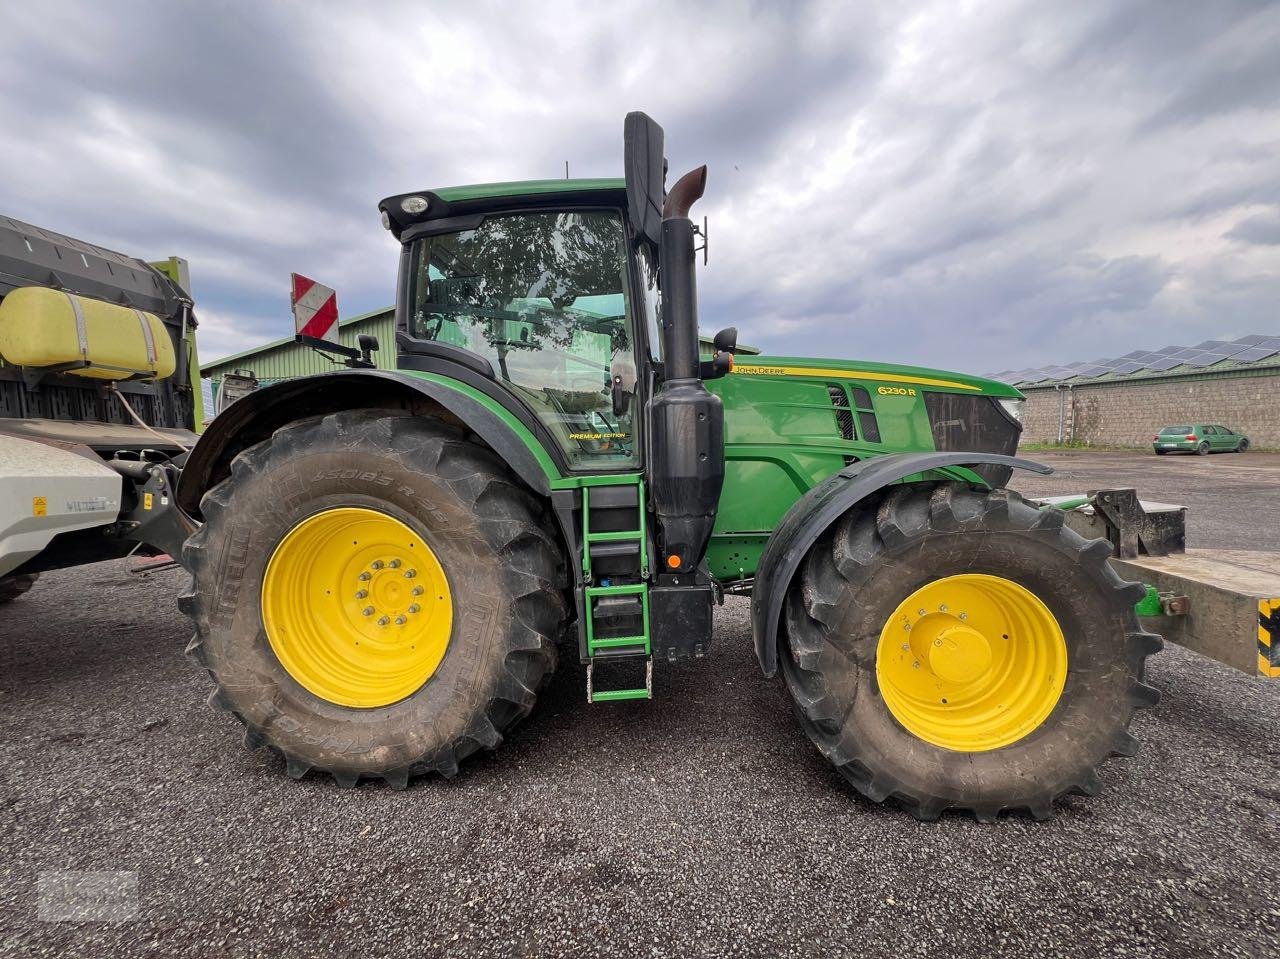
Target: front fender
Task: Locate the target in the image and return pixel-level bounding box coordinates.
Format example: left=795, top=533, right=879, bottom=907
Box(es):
left=178, top=369, right=559, bottom=516
left=749, top=451, right=1051, bottom=678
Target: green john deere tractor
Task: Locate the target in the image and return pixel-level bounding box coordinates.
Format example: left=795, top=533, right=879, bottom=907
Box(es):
left=175, top=113, right=1160, bottom=820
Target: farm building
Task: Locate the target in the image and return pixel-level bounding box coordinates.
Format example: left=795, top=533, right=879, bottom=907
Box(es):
left=993, top=333, right=1280, bottom=448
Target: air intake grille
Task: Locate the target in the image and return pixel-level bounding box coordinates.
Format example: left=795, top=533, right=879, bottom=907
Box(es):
left=827, top=384, right=854, bottom=440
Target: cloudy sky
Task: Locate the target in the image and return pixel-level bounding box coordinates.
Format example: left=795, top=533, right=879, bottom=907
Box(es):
left=2, top=0, right=1278, bottom=373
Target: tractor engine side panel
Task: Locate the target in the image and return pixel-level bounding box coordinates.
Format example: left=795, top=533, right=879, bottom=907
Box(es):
left=705, top=371, right=937, bottom=582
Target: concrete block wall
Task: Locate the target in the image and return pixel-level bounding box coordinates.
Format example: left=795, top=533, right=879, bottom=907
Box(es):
left=1022, top=369, right=1280, bottom=448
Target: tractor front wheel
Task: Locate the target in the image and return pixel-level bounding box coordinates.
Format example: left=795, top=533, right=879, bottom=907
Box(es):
left=180, top=410, right=566, bottom=787
left=781, top=483, right=1160, bottom=821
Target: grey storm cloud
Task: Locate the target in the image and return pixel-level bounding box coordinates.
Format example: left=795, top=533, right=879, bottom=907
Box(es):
left=0, top=0, right=1277, bottom=370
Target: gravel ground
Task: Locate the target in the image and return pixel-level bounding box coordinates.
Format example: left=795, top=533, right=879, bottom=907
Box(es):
left=1, top=451, right=1277, bottom=958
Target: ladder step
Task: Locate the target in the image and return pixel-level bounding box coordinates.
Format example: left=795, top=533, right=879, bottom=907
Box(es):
left=588, top=541, right=640, bottom=562
left=585, top=529, right=643, bottom=543
left=590, top=688, right=651, bottom=702
left=586, top=657, right=652, bottom=704
left=593, top=594, right=643, bottom=618
left=588, top=635, right=648, bottom=651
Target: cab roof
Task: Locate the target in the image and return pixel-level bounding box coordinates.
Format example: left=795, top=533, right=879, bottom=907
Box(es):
left=379, top=178, right=626, bottom=240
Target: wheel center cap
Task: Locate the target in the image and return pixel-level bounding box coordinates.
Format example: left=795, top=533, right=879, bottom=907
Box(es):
left=928, top=624, right=992, bottom=684
left=372, top=571, right=407, bottom=611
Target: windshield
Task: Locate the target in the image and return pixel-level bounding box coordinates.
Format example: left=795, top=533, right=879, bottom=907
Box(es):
left=408, top=210, right=638, bottom=467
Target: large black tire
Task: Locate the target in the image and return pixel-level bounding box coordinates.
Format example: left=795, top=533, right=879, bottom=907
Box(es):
left=1237, top=439, right=1249, bottom=453
left=179, top=410, right=567, bottom=788
left=1196, top=441, right=1210, bottom=455
left=0, top=573, right=38, bottom=605
left=781, top=483, right=1161, bottom=822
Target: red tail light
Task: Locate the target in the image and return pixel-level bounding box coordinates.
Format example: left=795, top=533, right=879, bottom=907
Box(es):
left=1186, top=434, right=1197, bottom=441
left=1152, top=435, right=1158, bottom=441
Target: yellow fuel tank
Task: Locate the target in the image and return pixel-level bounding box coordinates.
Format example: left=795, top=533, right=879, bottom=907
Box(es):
left=0, top=286, right=176, bottom=380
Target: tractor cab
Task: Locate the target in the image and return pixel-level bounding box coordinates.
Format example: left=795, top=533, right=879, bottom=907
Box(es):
left=384, top=187, right=647, bottom=469
left=378, top=117, right=728, bottom=696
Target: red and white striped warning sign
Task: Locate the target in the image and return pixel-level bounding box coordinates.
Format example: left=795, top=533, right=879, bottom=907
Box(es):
left=291, top=273, right=339, bottom=342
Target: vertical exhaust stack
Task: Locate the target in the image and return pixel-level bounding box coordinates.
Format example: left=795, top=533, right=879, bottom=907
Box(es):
left=650, top=165, right=725, bottom=575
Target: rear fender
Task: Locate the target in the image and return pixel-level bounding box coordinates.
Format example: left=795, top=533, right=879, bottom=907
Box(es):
left=750, top=452, right=1051, bottom=677
left=178, top=369, right=558, bottom=517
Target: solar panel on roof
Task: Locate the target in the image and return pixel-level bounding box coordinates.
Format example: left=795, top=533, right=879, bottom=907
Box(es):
left=1235, top=334, right=1268, bottom=346
left=1146, top=356, right=1184, bottom=371
left=1152, top=345, right=1186, bottom=357
left=1118, top=350, right=1148, bottom=360
left=1258, top=336, right=1280, bottom=348
left=1112, top=362, right=1143, bottom=374
left=1230, top=346, right=1280, bottom=363
left=1193, top=339, right=1230, bottom=350
left=1217, top=342, right=1256, bottom=359
left=1185, top=354, right=1229, bottom=368
left=1075, top=365, right=1108, bottom=376
left=1170, top=349, right=1204, bottom=359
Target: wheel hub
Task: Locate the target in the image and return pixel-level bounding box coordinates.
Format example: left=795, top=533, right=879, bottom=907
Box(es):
left=927, top=624, right=992, bottom=684
left=261, top=507, right=452, bottom=708
left=875, top=573, right=1068, bottom=752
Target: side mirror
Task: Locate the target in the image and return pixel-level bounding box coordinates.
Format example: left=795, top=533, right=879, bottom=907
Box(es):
left=712, top=326, right=738, bottom=355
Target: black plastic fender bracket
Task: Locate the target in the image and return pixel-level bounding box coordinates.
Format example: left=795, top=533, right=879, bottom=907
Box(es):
left=749, top=452, right=1052, bottom=678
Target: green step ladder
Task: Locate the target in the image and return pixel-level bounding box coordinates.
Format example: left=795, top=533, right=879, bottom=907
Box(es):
left=582, top=482, right=652, bottom=703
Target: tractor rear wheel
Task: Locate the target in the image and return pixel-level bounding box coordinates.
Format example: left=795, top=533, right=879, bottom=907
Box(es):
left=781, top=483, right=1161, bottom=822
left=180, top=410, right=567, bottom=787
left=0, top=572, right=38, bottom=605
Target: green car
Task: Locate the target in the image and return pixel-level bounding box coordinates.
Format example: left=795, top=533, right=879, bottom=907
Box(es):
left=1152, top=424, right=1250, bottom=455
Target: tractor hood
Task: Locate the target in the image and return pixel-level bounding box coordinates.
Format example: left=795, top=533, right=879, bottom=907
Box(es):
left=728, top=354, right=1023, bottom=399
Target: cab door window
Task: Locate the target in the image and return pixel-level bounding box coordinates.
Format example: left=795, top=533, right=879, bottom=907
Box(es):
left=408, top=210, right=638, bottom=468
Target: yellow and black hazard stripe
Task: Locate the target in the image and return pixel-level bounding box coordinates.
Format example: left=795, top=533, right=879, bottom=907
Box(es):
left=1260, top=598, right=1280, bottom=678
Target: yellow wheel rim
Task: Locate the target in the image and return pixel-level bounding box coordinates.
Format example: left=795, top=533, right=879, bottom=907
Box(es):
left=261, top=507, right=452, bottom=708
left=875, top=573, right=1067, bottom=752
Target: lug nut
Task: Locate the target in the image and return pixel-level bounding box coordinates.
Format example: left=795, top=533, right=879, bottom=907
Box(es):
left=362, top=606, right=375, bottom=617
left=901, top=643, right=910, bottom=651
left=411, top=586, right=424, bottom=596
left=903, top=623, right=912, bottom=632
left=959, top=612, right=968, bottom=621
left=355, top=590, right=368, bottom=600
left=939, top=603, right=948, bottom=612
left=403, top=569, right=417, bottom=579
left=395, top=615, right=407, bottom=625
left=371, top=560, right=385, bottom=570
left=389, top=559, right=402, bottom=569
left=408, top=604, right=420, bottom=614
left=917, top=608, right=926, bottom=616
left=358, top=572, right=372, bottom=582
left=912, top=661, right=921, bottom=669
left=377, top=616, right=390, bottom=627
